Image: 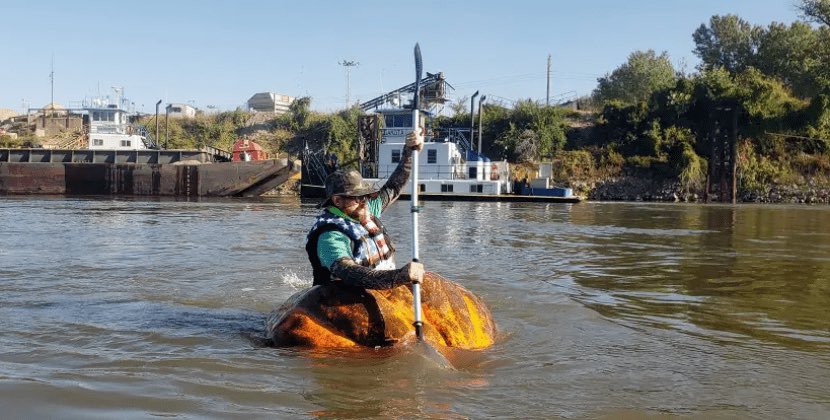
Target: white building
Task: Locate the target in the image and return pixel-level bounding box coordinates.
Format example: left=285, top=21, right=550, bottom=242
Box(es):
left=247, top=92, right=295, bottom=114
left=166, top=103, right=197, bottom=119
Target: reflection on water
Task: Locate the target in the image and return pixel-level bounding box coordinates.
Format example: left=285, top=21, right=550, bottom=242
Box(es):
left=1, top=197, right=829, bottom=418
left=553, top=204, right=830, bottom=349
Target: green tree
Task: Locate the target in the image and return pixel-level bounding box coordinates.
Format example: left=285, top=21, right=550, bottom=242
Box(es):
left=733, top=68, right=806, bottom=123
left=692, top=14, right=760, bottom=73
left=802, top=94, right=830, bottom=152
left=594, top=100, right=650, bottom=150
left=288, top=97, right=312, bottom=130
left=798, top=0, right=830, bottom=26
left=324, top=106, right=360, bottom=167
left=493, top=100, right=567, bottom=161
left=593, top=50, right=677, bottom=106
left=754, top=21, right=821, bottom=97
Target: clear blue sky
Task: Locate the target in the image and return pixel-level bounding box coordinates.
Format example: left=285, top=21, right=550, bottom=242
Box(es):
left=0, top=0, right=804, bottom=115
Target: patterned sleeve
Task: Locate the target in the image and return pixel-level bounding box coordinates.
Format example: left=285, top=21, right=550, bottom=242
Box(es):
left=377, top=145, right=414, bottom=211
left=329, top=258, right=410, bottom=289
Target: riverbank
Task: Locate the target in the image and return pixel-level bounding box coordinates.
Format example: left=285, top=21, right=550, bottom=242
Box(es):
left=572, top=176, right=830, bottom=204
left=274, top=176, right=830, bottom=204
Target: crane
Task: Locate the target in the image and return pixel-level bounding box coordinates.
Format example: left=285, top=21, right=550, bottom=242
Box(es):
left=358, top=72, right=452, bottom=112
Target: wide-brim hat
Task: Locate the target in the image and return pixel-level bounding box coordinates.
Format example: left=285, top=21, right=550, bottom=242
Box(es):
left=318, top=169, right=379, bottom=208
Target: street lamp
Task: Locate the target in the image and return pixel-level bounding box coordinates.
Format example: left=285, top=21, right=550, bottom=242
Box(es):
left=469, top=91, right=479, bottom=153
left=165, top=104, right=170, bottom=150
left=155, top=100, right=162, bottom=149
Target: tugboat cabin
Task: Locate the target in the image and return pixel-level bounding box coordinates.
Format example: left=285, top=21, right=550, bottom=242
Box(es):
left=86, top=103, right=147, bottom=150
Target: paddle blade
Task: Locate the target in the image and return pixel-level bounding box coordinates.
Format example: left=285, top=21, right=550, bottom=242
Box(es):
left=414, top=43, right=422, bottom=82
left=413, top=43, right=422, bottom=111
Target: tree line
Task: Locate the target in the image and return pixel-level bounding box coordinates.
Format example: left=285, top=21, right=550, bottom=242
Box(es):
left=577, top=1, right=830, bottom=197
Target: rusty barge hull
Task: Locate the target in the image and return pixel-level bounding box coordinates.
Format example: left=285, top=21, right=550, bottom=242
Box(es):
left=0, top=159, right=299, bottom=197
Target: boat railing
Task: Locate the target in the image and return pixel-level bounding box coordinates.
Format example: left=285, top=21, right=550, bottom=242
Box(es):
left=201, top=145, right=232, bottom=162
left=433, top=127, right=472, bottom=159
left=379, top=163, right=471, bottom=180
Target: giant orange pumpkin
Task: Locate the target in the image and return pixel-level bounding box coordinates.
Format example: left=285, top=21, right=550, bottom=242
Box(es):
left=267, top=272, right=496, bottom=350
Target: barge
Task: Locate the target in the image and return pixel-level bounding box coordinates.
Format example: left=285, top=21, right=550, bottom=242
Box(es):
left=0, top=148, right=298, bottom=197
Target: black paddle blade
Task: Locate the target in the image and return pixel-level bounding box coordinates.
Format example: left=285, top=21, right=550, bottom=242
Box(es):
left=414, top=43, right=422, bottom=80
left=414, top=43, right=422, bottom=111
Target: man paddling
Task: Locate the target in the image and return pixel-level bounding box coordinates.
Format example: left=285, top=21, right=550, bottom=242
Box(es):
left=306, top=130, right=424, bottom=289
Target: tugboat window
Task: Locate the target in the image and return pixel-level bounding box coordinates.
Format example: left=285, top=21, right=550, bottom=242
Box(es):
left=427, top=149, right=436, bottom=164
left=441, top=184, right=453, bottom=192
left=385, top=114, right=412, bottom=128
left=391, top=149, right=401, bottom=163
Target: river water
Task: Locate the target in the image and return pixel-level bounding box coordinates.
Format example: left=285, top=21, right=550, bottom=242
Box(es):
left=1, top=196, right=828, bottom=419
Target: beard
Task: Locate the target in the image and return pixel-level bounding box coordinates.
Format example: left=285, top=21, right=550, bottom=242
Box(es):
left=346, top=204, right=368, bottom=221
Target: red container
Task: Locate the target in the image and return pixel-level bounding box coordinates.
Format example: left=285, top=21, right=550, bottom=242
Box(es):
left=232, top=139, right=269, bottom=161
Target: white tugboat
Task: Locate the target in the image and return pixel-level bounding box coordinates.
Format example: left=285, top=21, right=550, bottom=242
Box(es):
left=300, top=71, right=579, bottom=202
left=84, top=90, right=150, bottom=150
left=367, top=108, right=510, bottom=196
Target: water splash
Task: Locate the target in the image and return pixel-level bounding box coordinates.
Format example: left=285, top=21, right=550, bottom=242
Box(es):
left=279, top=270, right=311, bottom=290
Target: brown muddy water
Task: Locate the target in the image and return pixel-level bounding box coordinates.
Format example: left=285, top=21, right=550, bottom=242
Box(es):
left=1, top=197, right=828, bottom=419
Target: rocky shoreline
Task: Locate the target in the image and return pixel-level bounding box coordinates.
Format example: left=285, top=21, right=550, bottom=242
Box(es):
left=576, top=177, right=830, bottom=204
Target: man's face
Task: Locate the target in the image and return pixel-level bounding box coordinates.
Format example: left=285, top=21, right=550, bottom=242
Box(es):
left=333, top=194, right=368, bottom=219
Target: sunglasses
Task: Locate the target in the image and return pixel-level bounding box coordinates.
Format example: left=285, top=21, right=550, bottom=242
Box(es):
left=339, top=194, right=373, bottom=203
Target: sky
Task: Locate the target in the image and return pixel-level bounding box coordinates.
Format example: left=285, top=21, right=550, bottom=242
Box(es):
left=0, top=0, right=805, bottom=115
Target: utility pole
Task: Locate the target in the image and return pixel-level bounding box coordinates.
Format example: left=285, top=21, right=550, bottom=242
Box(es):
left=49, top=56, right=55, bottom=109
left=339, top=60, right=359, bottom=107
left=546, top=54, right=551, bottom=107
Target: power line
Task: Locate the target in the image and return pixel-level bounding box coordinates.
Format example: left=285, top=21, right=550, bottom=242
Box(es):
left=450, top=71, right=601, bottom=89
